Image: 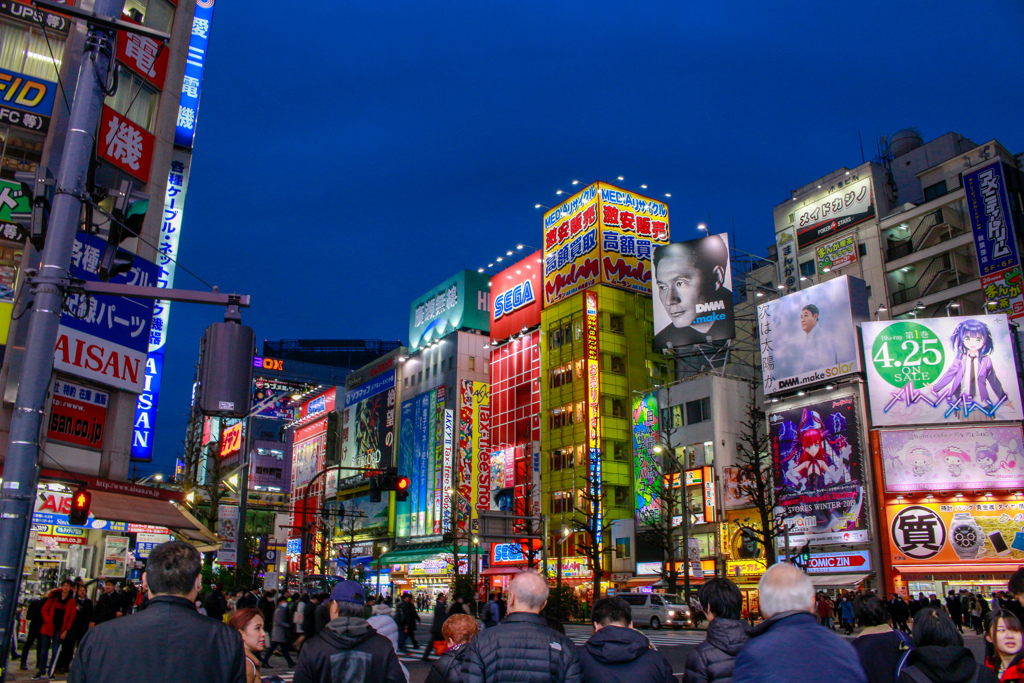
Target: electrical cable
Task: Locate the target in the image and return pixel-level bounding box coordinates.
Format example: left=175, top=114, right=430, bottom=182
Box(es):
left=34, top=15, right=71, bottom=115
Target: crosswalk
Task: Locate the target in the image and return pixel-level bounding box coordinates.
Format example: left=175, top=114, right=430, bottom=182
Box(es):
left=563, top=624, right=708, bottom=647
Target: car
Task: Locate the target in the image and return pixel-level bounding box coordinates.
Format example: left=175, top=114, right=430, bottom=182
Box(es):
left=616, top=591, right=693, bottom=630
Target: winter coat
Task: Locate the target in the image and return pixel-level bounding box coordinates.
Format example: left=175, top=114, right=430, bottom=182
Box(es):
left=236, top=591, right=258, bottom=610
left=839, top=600, right=855, bottom=622
left=368, top=609, right=410, bottom=683
left=303, top=601, right=318, bottom=635
left=398, top=600, right=419, bottom=632
left=683, top=617, right=750, bottom=683
left=25, top=597, right=46, bottom=634
left=577, top=625, right=675, bottom=683
left=258, top=596, right=274, bottom=630
left=41, top=590, right=77, bottom=637
left=205, top=589, right=228, bottom=621
left=425, top=642, right=470, bottom=683
left=733, top=611, right=867, bottom=683
left=462, top=611, right=581, bottom=683
left=271, top=604, right=290, bottom=643
left=431, top=601, right=449, bottom=638
left=897, top=646, right=997, bottom=683
left=852, top=627, right=911, bottom=683
left=292, top=616, right=405, bottom=683
left=314, top=601, right=331, bottom=636
left=69, top=594, right=245, bottom=683
left=72, top=597, right=94, bottom=639
left=891, top=599, right=911, bottom=622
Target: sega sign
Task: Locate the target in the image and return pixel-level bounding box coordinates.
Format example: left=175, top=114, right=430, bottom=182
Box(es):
left=494, top=280, right=536, bottom=320
left=491, top=542, right=526, bottom=565
left=489, top=251, right=542, bottom=341
left=299, top=388, right=336, bottom=420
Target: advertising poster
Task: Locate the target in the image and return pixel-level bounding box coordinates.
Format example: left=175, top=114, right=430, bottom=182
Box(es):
left=217, top=505, right=239, bottom=566
left=776, top=227, right=798, bottom=291
left=769, top=395, right=867, bottom=546
left=722, top=509, right=765, bottom=574
left=398, top=387, right=445, bottom=538
left=542, top=182, right=670, bottom=306
left=815, top=234, right=858, bottom=274
left=48, top=378, right=108, bottom=450
left=861, top=315, right=1023, bottom=426
left=723, top=466, right=753, bottom=509
left=102, top=536, right=128, bottom=577
left=585, top=290, right=603, bottom=545
left=397, top=398, right=414, bottom=537
left=758, top=275, right=868, bottom=395
left=441, top=409, right=454, bottom=533
left=964, top=161, right=1024, bottom=319
left=632, top=392, right=661, bottom=525
left=888, top=497, right=1024, bottom=567
left=652, top=233, right=734, bottom=349
left=459, top=381, right=489, bottom=526
left=340, top=370, right=396, bottom=477
left=292, top=418, right=327, bottom=489
left=252, top=377, right=309, bottom=420
left=794, top=177, right=874, bottom=249
left=490, top=252, right=542, bottom=341
left=336, top=495, right=389, bottom=535
left=409, top=271, right=491, bottom=350
left=878, top=426, right=1024, bottom=492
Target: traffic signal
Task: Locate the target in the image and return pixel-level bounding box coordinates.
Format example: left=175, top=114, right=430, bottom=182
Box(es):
left=395, top=476, right=410, bottom=502
left=68, top=487, right=91, bottom=526
left=17, top=166, right=53, bottom=252
left=791, top=542, right=811, bottom=568
left=98, top=180, right=147, bottom=281
left=369, top=476, right=382, bottom=503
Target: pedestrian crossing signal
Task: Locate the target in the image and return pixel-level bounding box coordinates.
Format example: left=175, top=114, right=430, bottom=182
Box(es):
left=68, top=488, right=91, bottom=526
left=395, top=476, right=410, bottom=502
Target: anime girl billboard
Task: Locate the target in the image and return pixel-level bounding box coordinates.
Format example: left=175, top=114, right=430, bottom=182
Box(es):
left=861, top=315, right=1023, bottom=426
left=769, top=395, right=867, bottom=547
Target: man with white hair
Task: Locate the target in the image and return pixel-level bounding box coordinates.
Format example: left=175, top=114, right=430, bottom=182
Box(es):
left=733, top=563, right=866, bottom=683
left=462, top=571, right=580, bottom=683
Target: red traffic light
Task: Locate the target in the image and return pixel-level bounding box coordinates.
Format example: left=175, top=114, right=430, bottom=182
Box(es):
left=68, top=488, right=91, bottom=526
left=397, top=477, right=409, bottom=491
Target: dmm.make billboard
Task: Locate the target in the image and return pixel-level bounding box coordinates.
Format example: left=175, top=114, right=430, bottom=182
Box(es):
left=543, top=182, right=669, bottom=307
left=632, top=391, right=660, bottom=525
left=340, top=370, right=396, bottom=478
left=860, top=314, right=1022, bottom=426
left=652, top=233, right=734, bottom=349
left=964, top=160, right=1024, bottom=319
left=770, top=394, right=867, bottom=547
left=758, top=275, right=869, bottom=395
left=490, top=252, right=541, bottom=341
left=397, top=386, right=446, bottom=538
left=409, top=271, right=490, bottom=350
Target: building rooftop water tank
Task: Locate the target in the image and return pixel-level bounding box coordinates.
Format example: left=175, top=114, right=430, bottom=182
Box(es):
left=889, top=129, right=923, bottom=158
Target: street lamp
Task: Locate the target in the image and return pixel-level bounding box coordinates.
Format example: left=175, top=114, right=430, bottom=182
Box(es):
left=946, top=300, right=960, bottom=317
left=875, top=303, right=888, bottom=320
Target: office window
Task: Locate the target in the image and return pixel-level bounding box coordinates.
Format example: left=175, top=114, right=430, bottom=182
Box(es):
left=575, top=401, right=584, bottom=425
left=549, top=325, right=564, bottom=350
left=703, top=440, right=714, bottom=466
left=609, top=315, right=624, bottom=333
left=105, top=71, right=158, bottom=132
left=468, top=356, right=476, bottom=372
left=799, top=260, right=815, bottom=278
left=686, top=397, right=711, bottom=425
left=550, top=447, right=575, bottom=471
left=858, top=243, right=868, bottom=257
left=123, top=0, right=175, bottom=33
left=613, top=485, right=629, bottom=507
left=418, top=371, right=423, bottom=383
left=923, top=180, right=948, bottom=202
left=615, top=535, right=631, bottom=559
left=610, top=355, right=625, bottom=374
left=552, top=490, right=574, bottom=514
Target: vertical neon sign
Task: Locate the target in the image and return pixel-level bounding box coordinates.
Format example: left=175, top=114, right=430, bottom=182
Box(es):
left=584, top=290, right=602, bottom=548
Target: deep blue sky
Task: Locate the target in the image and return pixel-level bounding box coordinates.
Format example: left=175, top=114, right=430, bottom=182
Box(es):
left=143, top=0, right=1024, bottom=475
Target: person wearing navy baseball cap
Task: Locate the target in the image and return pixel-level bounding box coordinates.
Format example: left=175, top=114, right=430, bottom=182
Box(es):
left=292, top=580, right=405, bottom=683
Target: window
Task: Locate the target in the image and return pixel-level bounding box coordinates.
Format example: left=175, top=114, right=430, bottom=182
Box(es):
left=575, top=401, right=584, bottom=425
left=671, top=405, right=683, bottom=428
left=552, top=490, right=574, bottom=514
left=619, top=595, right=646, bottom=606
left=686, top=397, right=711, bottom=425
left=858, top=243, right=868, bottom=257
left=650, top=595, right=663, bottom=607
left=550, top=447, right=575, bottom=471
left=549, top=404, right=574, bottom=429
left=609, top=315, right=624, bottom=333
left=574, top=359, right=584, bottom=380
left=123, top=0, right=176, bottom=33
left=609, top=440, right=627, bottom=461
left=610, top=355, right=625, bottom=374
left=923, top=180, right=948, bottom=202
left=573, top=320, right=583, bottom=341
left=611, top=398, right=626, bottom=418
left=615, top=535, right=631, bottom=559
left=403, top=377, right=409, bottom=387
left=550, top=326, right=564, bottom=350
left=468, top=356, right=475, bottom=372
left=0, top=128, right=43, bottom=181
left=799, top=260, right=815, bottom=278
left=418, top=371, right=423, bottom=383
left=703, top=440, right=714, bottom=466
left=550, top=363, right=573, bottom=388
left=105, top=71, right=158, bottom=132
left=865, top=285, right=872, bottom=299
left=613, top=485, right=628, bottom=507
left=0, top=20, right=65, bottom=80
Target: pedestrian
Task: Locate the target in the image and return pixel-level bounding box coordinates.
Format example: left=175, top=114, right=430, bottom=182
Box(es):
left=229, top=608, right=266, bottom=683
left=397, top=593, right=420, bottom=654
left=851, top=592, right=913, bottom=683
left=1007, top=570, right=1024, bottom=626
left=91, top=580, right=122, bottom=626
left=482, top=594, right=500, bottom=628
left=237, top=588, right=259, bottom=610
left=839, top=595, right=856, bottom=635
left=263, top=596, right=296, bottom=667
left=70, top=540, right=245, bottom=683
left=19, top=595, right=46, bottom=672
left=462, top=571, right=581, bottom=683
left=817, top=593, right=833, bottom=629
left=897, top=607, right=996, bottom=683
left=984, top=610, right=1024, bottom=681
left=891, top=594, right=911, bottom=634
left=732, top=563, right=866, bottom=683
left=292, top=580, right=405, bottom=683
left=53, top=584, right=94, bottom=675
left=683, top=577, right=749, bottom=683
left=205, top=583, right=229, bottom=623
left=313, top=592, right=331, bottom=636
left=578, top=596, right=674, bottom=683
left=947, top=591, right=965, bottom=634
left=449, top=596, right=468, bottom=616
left=368, top=603, right=410, bottom=683
left=546, top=615, right=566, bottom=633
left=303, top=594, right=319, bottom=642
left=422, top=593, right=449, bottom=660
left=424, top=613, right=477, bottom=683
left=259, top=589, right=276, bottom=643
left=36, top=580, right=77, bottom=679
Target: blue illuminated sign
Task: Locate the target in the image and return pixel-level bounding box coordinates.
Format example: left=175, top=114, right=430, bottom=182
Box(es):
left=174, top=0, right=215, bottom=149
left=493, top=279, right=535, bottom=319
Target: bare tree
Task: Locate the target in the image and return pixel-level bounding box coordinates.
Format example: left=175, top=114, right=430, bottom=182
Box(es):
left=336, top=514, right=361, bottom=580
left=510, top=482, right=543, bottom=570
left=636, top=449, right=690, bottom=597
left=570, top=479, right=614, bottom=611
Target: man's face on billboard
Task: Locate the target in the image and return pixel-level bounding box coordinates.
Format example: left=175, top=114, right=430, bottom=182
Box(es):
left=657, top=253, right=704, bottom=328
left=800, top=308, right=818, bottom=334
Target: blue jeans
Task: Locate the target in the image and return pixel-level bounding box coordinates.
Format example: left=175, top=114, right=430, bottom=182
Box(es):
left=36, top=633, right=63, bottom=674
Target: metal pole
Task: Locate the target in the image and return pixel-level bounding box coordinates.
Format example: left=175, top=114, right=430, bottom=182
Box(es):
left=557, top=530, right=563, bottom=591
left=0, top=5, right=120, bottom=676
left=235, top=414, right=251, bottom=590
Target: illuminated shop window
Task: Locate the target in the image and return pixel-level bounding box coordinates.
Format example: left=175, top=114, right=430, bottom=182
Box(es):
left=0, top=20, right=64, bottom=80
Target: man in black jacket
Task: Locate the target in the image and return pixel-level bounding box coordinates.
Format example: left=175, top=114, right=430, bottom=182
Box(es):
left=397, top=593, right=420, bottom=654
left=684, top=578, right=750, bottom=683
left=70, top=541, right=245, bottom=683
left=18, top=596, right=46, bottom=671
left=463, top=571, right=581, bottom=683
left=91, top=580, right=122, bottom=626
left=422, top=593, right=449, bottom=661
left=579, top=597, right=675, bottom=683
left=205, top=583, right=229, bottom=622
left=292, top=580, right=404, bottom=683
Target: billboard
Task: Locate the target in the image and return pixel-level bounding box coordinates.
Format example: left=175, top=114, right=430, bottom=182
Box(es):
left=964, top=161, right=1024, bottom=319
left=770, top=395, right=868, bottom=546
left=409, top=270, right=490, bottom=350
left=794, top=177, right=874, bottom=249
left=459, top=381, right=490, bottom=521
left=632, top=392, right=661, bottom=525
left=723, top=466, right=753, bottom=509
left=292, top=417, right=327, bottom=489
left=335, top=495, right=389, bottom=535
left=0, top=66, right=56, bottom=134
left=652, top=233, right=734, bottom=349
left=877, top=425, right=1024, bottom=493
left=397, top=386, right=446, bottom=537
left=815, top=234, right=858, bottom=274
left=861, top=315, right=1022, bottom=426
left=542, top=182, right=670, bottom=306
left=776, top=227, right=798, bottom=291
left=887, top=497, right=1024, bottom=566
left=441, top=409, right=454, bottom=533
left=48, top=379, right=107, bottom=450
left=58, top=233, right=158, bottom=393
left=175, top=0, right=216, bottom=149
left=252, top=377, right=309, bottom=420
left=340, top=370, right=396, bottom=478
left=98, top=105, right=155, bottom=183
left=584, top=290, right=602, bottom=546
left=490, top=252, right=542, bottom=340
left=758, top=275, right=869, bottom=395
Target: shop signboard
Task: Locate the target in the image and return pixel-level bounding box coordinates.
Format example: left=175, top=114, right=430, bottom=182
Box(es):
left=116, top=19, right=169, bottom=89
left=861, top=315, right=1022, bottom=426
left=556, top=557, right=593, bottom=579
left=543, top=183, right=670, bottom=306
left=887, top=497, right=1024, bottom=566
left=57, top=233, right=158, bottom=393
left=878, top=426, right=1024, bottom=493
left=636, top=561, right=661, bottom=575
left=793, top=177, right=874, bottom=249
left=32, top=523, right=87, bottom=545
left=47, top=378, right=108, bottom=450
left=340, top=370, right=396, bottom=478
left=217, top=504, right=239, bottom=566
left=815, top=233, right=858, bottom=274
left=632, top=391, right=660, bottom=525
left=175, top=0, right=216, bottom=149
left=491, top=543, right=526, bottom=566
left=292, top=417, right=327, bottom=490
left=220, top=421, right=243, bottom=457
left=300, top=387, right=336, bottom=420
left=722, top=509, right=766, bottom=562
left=490, top=252, right=542, bottom=341
left=459, top=381, right=491, bottom=514
left=964, top=161, right=1024, bottom=319
left=702, top=465, right=717, bottom=523
left=409, top=270, right=490, bottom=350
left=0, top=66, right=56, bottom=134
left=102, top=536, right=129, bottom=577
left=652, top=233, right=734, bottom=349
left=397, top=386, right=446, bottom=537
left=776, top=227, right=798, bottom=291
left=585, top=290, right=602, bottom=546
left=251, top=377, right=309, bottom=420
left=770, top=394, right=868, bottom=546
left=758, top=275, right=869, bottom=395
left=98, top=105, right=155, bottom=183
left=1, top=2, right=71, bottom=35
left=441, top=409, right=454, bottom=533
left=727, top=559, right=767, bottom=578
left=805, top=550, right=870, bottom=574
left=134, top=532, right=171, bottom=558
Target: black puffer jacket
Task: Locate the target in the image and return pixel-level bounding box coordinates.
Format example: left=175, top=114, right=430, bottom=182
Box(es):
left=462, top=612, right=581, bottom=683
left=897, top=646, right=997, bottom=683
left=293, top=616, right=405, bottom=683
left=684, top=618, right=750, bottom=683
left=577, top=625, right=675, bottom=683
left=425, top=642, right=470, bottom=683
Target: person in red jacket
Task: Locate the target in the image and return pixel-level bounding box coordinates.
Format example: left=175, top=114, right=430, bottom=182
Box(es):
left=36, top=580, right=77, bottom=679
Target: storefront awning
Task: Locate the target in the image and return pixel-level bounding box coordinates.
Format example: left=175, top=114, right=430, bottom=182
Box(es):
left=810, top=573, right=869, bottom=588
left=894, top=564, right=1018, bottom=575
left=380, top=546, right=471, bottom=564
left=88, top=490, right=220, bottom=552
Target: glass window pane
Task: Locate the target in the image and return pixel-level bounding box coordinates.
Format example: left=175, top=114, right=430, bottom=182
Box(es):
left=22, top=30, right=62, bottom=80
left=0, top=22, right=28, bottom=73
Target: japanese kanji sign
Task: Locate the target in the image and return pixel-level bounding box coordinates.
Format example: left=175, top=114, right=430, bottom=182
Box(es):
left=815, top=233, right=858, bottom=274
left=408, top=270, right=490, bottom=350
left=886, top=498, right=1024, bottom=566
left=175, top=0, right=216, bottom=149
left=964, top=160, right=1024, bottom=319
left=47, top=378, right=108, bottom=450
left=2, top=1, right=71, bottom=34
left=793, top=177, right=874, bottom=249
left=98, top=105, right=154, bottom=183
left=117, top=24, right=169, bottom=90
left=56, top=233, right=157, bottom=393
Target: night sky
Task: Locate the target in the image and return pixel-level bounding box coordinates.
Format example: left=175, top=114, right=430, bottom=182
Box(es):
left=144, top=0, right=1024, bottom=474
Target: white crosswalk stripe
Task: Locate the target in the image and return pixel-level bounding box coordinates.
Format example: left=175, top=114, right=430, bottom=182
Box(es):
left=563, top=625, right=708, bottom=647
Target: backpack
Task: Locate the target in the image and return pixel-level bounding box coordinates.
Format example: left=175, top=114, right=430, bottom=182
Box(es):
left=395, top=605, right=407, bottom=626
left=901, top=664, right=979, bottom=683
left=894, top=630, right=915, bottom=682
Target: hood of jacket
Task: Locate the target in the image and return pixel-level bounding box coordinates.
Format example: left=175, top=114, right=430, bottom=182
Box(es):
left=907, top=646, right=981, bottom=683
left=705, top=617, right=750, bottom=656
left=584, top=625, right=651, bottom=665
left=749, top=610, right=816, bottom=638
left=321, top=616, right=375, bottom=649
